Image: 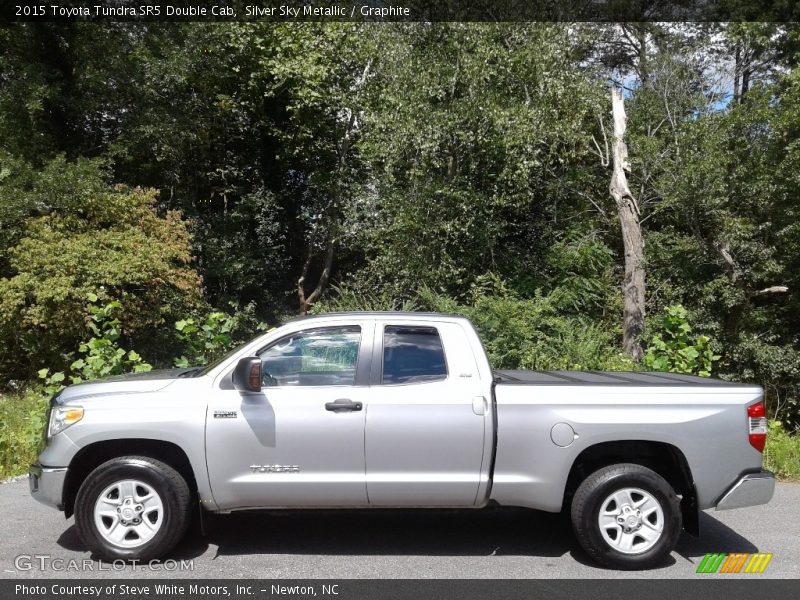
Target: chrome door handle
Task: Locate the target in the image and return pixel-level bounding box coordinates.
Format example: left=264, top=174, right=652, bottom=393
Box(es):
left=325, top=399, right=363, bottom=412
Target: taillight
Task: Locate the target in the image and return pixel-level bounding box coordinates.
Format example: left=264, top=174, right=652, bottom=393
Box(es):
left=747, top=400, right=767, bottom=452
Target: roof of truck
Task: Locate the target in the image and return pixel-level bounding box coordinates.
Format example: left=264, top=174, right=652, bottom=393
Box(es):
left=285, top=311, right=465, bottom=323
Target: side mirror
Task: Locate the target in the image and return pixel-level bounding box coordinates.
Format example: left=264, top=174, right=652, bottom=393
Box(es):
left=232, top=357, right=262, bottom=393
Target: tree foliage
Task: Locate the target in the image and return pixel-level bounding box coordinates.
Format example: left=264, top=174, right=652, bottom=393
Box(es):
left=0, top=156, right=202, bottom=380
left=173, top=306, right=268, bottom=368
left=643, top=305, right=720, bottom=377
left=1, top=22, right=800, bottom=427
left=38, top=296, right=153, bottom=396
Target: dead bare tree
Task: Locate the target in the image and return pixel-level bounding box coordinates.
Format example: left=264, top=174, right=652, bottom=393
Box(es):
left=609, top=87, right=646, bottom=361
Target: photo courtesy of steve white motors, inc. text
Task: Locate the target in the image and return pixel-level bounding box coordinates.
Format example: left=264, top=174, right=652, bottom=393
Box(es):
left=14, top=584, right=336, bottom=597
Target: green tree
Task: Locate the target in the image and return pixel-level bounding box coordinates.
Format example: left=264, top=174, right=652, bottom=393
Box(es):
left=349, top=24, right=606, bottom=302
left=0, top=156, right=203, bottom=380
left=2, top=21, right=800, bottom=430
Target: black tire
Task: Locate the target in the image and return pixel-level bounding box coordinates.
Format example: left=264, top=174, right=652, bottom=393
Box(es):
left=571, top=463, right=682, bottom=570
left=74, top=456, right=192, bottom=562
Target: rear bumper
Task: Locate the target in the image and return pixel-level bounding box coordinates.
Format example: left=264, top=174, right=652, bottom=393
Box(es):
left=28, top=463, right=67, bottom=510
left=715, top=470, right=775, bottom=511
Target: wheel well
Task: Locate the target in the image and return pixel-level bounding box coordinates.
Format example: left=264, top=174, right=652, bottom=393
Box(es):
left=562, top=440, right=699, bottom=535
left=63, top=439, right=197, bottom=518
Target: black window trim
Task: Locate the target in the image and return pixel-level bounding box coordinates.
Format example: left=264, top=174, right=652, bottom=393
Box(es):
left=372, top=323, right=449, bottom=387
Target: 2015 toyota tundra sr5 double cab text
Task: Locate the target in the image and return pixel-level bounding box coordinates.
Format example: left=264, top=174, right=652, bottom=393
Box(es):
left=30, top=312, right=775, bottom=569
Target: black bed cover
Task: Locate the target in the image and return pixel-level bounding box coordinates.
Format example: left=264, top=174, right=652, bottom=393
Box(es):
left=494, top=370, right=750, bottom=386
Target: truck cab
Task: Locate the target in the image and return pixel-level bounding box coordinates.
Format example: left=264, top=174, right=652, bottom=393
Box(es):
left=204, top=313, right=494, bottom=510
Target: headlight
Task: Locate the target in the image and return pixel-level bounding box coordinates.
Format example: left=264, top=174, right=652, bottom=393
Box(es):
left=48, top=406, right=84, bottom=438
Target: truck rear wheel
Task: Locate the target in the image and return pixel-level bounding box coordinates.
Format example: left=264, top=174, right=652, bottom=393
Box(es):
left=74, top=456, right=191, bottom=562
left=571, top=463, right=682, bottom=570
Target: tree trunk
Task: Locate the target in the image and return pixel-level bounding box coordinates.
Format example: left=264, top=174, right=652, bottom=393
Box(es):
left=609, top=88, right=646, bottom=362
left=297, top=234, right=336, bottom=315
left=733, top=41, right=742, bottom=104
left=295, top=58, right=372, bottom=314
left=636, top=26, right=648, bottom=82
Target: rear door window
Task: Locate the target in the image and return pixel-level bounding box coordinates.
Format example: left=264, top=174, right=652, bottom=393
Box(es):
left=382, top=325, right=447, bottom=384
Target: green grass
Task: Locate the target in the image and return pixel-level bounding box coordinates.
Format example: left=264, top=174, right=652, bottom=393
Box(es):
left=1, top=390, right=800, bottom=482
left=764, top=421, right=800, bottom=481
left=0, top=389, right=48, bottom=480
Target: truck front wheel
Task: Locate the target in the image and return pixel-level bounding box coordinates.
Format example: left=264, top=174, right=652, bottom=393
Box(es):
left=74, top=456, right=191, bottom=562
left=571, top=463, right=682, bottom=570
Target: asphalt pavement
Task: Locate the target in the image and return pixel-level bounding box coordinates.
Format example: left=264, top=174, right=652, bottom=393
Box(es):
left=1, top=478, right=798, bottom=579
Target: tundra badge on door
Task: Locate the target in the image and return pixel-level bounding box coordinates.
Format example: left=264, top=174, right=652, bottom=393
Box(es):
left=249, top=465, right=300, bottom=473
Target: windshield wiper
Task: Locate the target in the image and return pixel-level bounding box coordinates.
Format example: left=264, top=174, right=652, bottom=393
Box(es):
left=177, top=367, right=203, bottom=378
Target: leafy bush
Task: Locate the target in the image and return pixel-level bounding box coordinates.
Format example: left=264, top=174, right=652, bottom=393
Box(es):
left=721, top=338, right=800, bottom=429
left=423, top=277, right=634, bottom=371
left=643, top=305, right=720, bottom=377
left=319, top=274, right=634, bottom=372
left=174, top=313, right=237, bottom=368
left=312, top=284, right=421, bottom=313
left=173, top=306, right=268, bottom=368
left=545, top=233, right=618, bottom=317
left=0, top=156, right=203, bottom=382
left=764, top=421, right=800, bottom=481
left=38, top=295, right=152, bottom=395
left=0, top=389, right=48, bottom=479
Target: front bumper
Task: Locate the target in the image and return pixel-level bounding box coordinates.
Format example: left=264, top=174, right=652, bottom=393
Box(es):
left=29, top=463, right=67, bottom=510
left=715, top=470, right=775, bottom=511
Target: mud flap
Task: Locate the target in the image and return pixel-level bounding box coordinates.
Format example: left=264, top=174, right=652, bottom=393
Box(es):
left=681, top=490, right=700, bottom=536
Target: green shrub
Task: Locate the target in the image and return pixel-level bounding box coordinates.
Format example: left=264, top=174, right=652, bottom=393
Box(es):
left=174, top=312, right=236, bottom=368
left=544, top=233, right=618, bottom=317
left=38, top=295, right=152, bottom=395
left=319, top=274, right=635, bottom=372
left=425, top=279, right=634, bottom=372
left=0, top=389, right=48, bottom=479
left=764, top=421, right=800, bottom=480
left=173, top=303, right=269, bottom=368
left=0, top=156, right=203, bottom=382
left=644, top=305, right=720, bottom=377
left=312, top=284, right=420, bottom=313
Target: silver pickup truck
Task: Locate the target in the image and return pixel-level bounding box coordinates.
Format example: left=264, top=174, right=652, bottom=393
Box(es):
left=30, top=312, right=774, bottom=569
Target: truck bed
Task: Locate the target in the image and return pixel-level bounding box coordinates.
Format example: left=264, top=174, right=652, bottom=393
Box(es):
left=495, top=370, right=746, bottom=386
left=490, top=368, right=763, bottom=512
